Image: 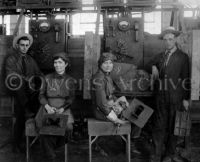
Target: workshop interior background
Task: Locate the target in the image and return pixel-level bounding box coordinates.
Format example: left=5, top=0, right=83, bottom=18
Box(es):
left=1, top=0, right=200, bottom=162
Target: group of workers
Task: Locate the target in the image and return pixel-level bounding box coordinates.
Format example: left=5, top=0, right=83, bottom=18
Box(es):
left=3, top=26, right=190, bottom=162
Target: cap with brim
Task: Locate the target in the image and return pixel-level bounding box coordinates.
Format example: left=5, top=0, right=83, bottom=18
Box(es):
left=53, top=52, right=70, bottom=63
left=159, top=26, right=181, bottom=39
left=98, top=52, right=116, bottom=66
left=13, top=33, right=33, bottom=49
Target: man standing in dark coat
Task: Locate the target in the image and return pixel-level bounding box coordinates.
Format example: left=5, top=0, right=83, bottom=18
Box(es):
left=4, top=33, right=42, bottom=152
left=149, top=27, right=190, bottom=162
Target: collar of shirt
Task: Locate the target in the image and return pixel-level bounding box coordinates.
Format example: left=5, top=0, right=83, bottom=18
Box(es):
left=17, top=50, right=27, bottom=57
left=164, top=46, right=177, bottom=65
left=99, top=69, right=110, bottom=76
left=54, top=72, right=66, bottom=79
left=165, top=46, right=177, bottom=56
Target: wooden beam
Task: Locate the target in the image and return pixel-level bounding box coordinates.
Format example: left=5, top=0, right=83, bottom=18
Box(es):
left=84, top=32, right=94, bottom=100
left=83, top=6, right=101, bottom=100
left=191, top=30, right=200, bottom=100
left=93, top=6, right=101, bottom=74
left=13, top=9, right=24, bottom=36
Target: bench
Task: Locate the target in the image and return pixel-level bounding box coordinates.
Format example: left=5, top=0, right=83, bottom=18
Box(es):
left=25, top=114, right=68, bottom=162
left=88, top=118, right=131, bottom=162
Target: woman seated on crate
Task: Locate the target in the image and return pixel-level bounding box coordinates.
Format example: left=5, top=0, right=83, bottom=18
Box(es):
left=92, top=52, right=129, bottom=125
left=35, top=52, right=75, bottom=162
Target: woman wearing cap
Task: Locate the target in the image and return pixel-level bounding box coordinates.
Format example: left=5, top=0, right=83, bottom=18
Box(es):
left=35, top=52, right=75, bottom=161
left=92, top=52, right=127, bottom=124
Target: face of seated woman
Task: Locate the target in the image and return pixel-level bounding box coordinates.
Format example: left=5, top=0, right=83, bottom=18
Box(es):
left=100, top=60, right=113, bottom=73
left=54, top=57, right=68, bottom=74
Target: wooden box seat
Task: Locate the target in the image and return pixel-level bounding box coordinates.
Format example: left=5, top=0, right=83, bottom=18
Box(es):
left=87, top=118, right=131, bottom=162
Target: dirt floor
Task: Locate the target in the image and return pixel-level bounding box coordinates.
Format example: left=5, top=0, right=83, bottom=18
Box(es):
left=0, top=119, right=199, bottom=162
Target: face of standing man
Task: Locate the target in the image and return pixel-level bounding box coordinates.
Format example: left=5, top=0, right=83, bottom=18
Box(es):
left=163, top=33, right=177, bottom=51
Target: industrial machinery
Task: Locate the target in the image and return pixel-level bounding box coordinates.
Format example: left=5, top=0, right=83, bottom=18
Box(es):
left=1, top=0, right=200, bottom=129
left=29, top=19, right=66, bottom=70
left=0, top=0, right=189, bottom=97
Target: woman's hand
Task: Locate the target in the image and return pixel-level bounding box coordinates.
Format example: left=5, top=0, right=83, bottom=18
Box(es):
left=117, top=119, right=128, bottom=125
left=113, top=104, right=123, bottom=115
left=152, top=65, right=159, bottom=80
left=183, top=100, right=189, bottom=111
left=107, top=110, right=117, bottom=122
left=45, top=104, right=56, bottom=114
left=56, top=108, right=64, bottom=114
left=107, top=110, right=128, bottom=125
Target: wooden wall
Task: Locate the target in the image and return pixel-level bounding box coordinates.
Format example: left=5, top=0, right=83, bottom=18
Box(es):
left=0, top=36, right=13, bottom=117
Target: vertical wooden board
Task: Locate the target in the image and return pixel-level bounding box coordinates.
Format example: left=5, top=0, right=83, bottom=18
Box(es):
left=0, top=36, right=13, bottom=117
left=93, top=6, right=101, bottom=75
left=84, top=32, right=94, bottom=99
left=92, top=35, right=100, bottom=75
left=191, top=30, right=200, bottom=100
left=0, top=36, right=13, bottom=95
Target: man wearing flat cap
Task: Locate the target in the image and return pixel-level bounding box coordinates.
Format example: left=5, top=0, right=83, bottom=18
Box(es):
left=148, top=27, right=190, bottom=162
left=4, top=33, right=42, bottom=152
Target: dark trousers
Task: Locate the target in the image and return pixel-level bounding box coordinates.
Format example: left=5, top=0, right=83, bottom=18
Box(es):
left=13, top=91, right=39, bottom=148
left=40, top=122, right=72, bottom=159
left=40, top=135, right=66, bottom=159
left=93, top=108, right=108, bottom=121
left=13, top=104, right=25, bottom=147
left=152, top=95, right=178, bottom=161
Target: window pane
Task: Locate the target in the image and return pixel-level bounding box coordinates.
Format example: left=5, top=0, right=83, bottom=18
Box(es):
left=144, top=11, right=161, bottom=34
left=80, top=13, right=97, bottom=23
left=184, top=11, right=193, bottom=17
left=55, top=15, right=65, bottom=19
left=72, top=13, right=103, bottom=35
left=132, top=12, right=142, bottom=18
left=82, top=0, right=93, bottom=4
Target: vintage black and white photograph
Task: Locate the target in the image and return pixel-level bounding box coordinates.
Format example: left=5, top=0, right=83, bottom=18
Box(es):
left=0, top=0, right=199, bottom=162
